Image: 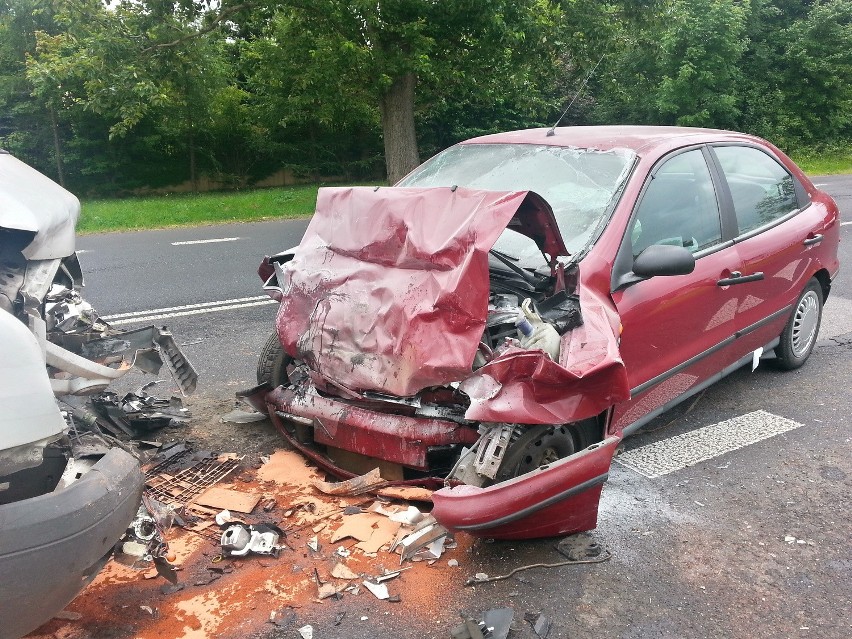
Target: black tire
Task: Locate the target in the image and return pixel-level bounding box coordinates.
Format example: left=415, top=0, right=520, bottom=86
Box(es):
left=775, top=278, right=823, bottom=370
left=256, top=332, right=292, bottom=388
left=494, top=424, right=578, bottom=482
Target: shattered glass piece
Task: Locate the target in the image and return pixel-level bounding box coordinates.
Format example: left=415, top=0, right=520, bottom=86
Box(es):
left=483, top=608, right=514, bottom=639
left=362, top=580, right=389, bottom=600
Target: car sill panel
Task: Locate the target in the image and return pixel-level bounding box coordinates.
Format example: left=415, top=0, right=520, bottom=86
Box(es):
left=630, top=305, right=791, bottom=397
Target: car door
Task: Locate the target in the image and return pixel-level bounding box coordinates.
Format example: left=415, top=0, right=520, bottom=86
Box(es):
left=707, top=144, right=823, bottom=355
left=609, top=147, right=745, bottom=433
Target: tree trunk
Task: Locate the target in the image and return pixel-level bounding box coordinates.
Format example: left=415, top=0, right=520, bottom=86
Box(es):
left=188, top=125, right=198, bottom=193
left=49, top=106, right=66, bottom=187
left=379, top=73, right=419, bottom=184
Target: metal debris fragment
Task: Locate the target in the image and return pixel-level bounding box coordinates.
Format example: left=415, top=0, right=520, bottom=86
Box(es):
left=220, top=408, right=267, bottom=424
left=398, top=516, right=449, bottom=563
left=524, top=612, right=551, bottom=638
left=555, top=531, right=604, bottom=561
left=312, top=467, right=385, bottom=496
left=90, top=382, right=191, bottom=438
left=451, top=609, right=514, bottom=639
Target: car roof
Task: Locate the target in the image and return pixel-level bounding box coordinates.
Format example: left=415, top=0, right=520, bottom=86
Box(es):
left=461, top=125, right=762, bottom=154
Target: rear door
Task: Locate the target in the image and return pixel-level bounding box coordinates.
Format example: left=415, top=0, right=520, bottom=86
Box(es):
left=707, top=144, right=824, bottom=354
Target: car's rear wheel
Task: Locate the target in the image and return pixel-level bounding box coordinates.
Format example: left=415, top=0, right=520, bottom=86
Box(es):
left=256, top=332, right=292, bottom=388
left=775, top=278, right=823, bottom=370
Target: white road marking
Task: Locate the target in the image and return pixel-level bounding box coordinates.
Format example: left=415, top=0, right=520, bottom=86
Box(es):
left=171, top=237, right=241, bottom=246
left=102, top=295, right=277, bottom=326
left=814, top=183, right=827, bottom=187
left=840, top=221, right=852, bottom=226
left=102, top=295, right=270, bottom=319
left=614, top=410, right=803, bottom=478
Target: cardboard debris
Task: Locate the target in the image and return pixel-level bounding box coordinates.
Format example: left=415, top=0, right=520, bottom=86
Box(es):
left=312, top=468, right=385, bottom=496
left=355, top=516, right=402, bottom=554
left=193, top=486, right=261, bottom=513
left=376, top=486, right=434, bottom=502
left=331, top=563, right=360, bottom=580
left=330, top=513, right=385, bottom=543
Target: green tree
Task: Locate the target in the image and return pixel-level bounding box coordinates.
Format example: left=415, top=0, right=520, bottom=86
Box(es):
left=0, top=0, right=69, bottom=183
left=242, top=0, right=565, bottom=182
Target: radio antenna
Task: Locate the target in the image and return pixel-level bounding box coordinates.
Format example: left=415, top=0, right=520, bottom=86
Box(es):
left=547, top=53, right=605, bottom=137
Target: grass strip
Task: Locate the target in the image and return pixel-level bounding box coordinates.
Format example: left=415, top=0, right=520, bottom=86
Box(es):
left=790, top=150, right=852, bottom=176
left=78, top=184, right=325, bottom=234
left=78, top=151, right=850, bottom=234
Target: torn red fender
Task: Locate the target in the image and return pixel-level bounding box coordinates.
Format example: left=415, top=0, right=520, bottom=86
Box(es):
left=431, top=436, right=620, bottom=540
left=462, top=287, right=630, bottom=424
left=274, top=186, right=565, bottom=398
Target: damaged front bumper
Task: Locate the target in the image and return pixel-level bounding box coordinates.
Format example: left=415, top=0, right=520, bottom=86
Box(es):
left=258, top=381, right=621, bottom=539
left=267, top=384, right=479, bottom=472
left=0, top=447, right=144, bottom=638
left=431, top=437, right=620, bottom=540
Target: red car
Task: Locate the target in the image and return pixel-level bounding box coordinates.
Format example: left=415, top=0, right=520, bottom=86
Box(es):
left=250, top=126, right=840, bottom=539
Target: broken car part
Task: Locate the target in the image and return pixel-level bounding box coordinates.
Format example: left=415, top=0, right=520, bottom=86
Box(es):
left=450, top=608, right=514, bottom=639
left=90, top=382, right=191, bottom=439
left=145, top=455, right=242, bottom=511
left=0, top=298, right=144, bottom=638
left=221, top=523, right=283, bottom=557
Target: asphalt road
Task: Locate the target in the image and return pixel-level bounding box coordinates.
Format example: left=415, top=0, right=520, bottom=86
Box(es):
left=74, top=177, right=852, bottom=639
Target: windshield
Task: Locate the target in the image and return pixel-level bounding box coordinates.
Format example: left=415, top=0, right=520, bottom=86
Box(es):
left=398, top=143, right=635, bottom=256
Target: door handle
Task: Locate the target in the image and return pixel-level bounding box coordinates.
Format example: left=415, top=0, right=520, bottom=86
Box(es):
left=717, top=271, right=764, bottom=286
left=803, top=234, right=823, bottom=246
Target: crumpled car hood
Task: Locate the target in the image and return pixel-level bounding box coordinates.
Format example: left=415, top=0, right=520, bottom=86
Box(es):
left=275, top=186, right=566, bottom=397
left=0, top=151, right=79, bottom=260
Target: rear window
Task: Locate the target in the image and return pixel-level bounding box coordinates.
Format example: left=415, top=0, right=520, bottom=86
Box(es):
left=714, top=146, right=800, bottom=235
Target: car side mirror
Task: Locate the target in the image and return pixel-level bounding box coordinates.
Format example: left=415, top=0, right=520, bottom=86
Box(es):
left=632, top=244, right=695, bottom=277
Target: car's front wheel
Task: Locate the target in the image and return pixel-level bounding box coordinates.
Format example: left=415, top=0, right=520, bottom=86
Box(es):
left=256, top=332, right=293, bottom=388
left=776, top=278, right=823, bottom=370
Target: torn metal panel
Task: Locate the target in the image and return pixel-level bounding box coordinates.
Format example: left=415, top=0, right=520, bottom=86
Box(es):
left=275, top=186, right=565, bottom=397
left=461, top=287, right=629, bottom=425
